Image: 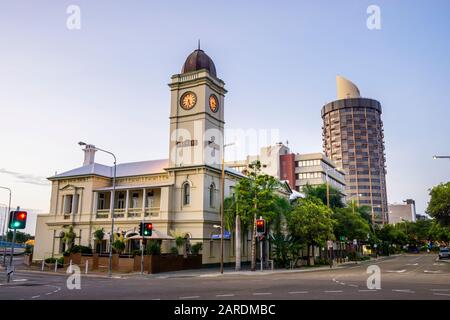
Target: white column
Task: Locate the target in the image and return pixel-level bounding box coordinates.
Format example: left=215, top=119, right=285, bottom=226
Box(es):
left=142, top=188, right=146, bottom=217
left=71, top=193, right=78, bottom=215
left=61, top=195, right=66, bottom=214
left=109, top=190, right=114, bottom=216
left=93, top=192, right=98, bottom=214
left=125, top=189, right=130, bottom=213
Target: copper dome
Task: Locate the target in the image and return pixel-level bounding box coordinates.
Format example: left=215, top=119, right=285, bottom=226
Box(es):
left=181, top=49, right=217, bottom=78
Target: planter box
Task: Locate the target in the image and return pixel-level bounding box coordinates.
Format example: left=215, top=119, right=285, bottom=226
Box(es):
left=23, top=253, right=33, bottom=266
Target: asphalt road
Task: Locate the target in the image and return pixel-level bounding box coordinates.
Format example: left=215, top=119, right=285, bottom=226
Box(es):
left=1, top=254, right=449, bottom=300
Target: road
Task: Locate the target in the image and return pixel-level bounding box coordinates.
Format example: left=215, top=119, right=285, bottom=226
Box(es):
left=1, top=254, right=449, bottom=300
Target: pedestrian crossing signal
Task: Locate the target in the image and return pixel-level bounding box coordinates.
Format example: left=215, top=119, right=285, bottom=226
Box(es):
left=256, top=218, right=265, bottom=235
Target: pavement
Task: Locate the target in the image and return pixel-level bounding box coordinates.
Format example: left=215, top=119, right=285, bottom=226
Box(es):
left=0, top=254, right=449, bottom=300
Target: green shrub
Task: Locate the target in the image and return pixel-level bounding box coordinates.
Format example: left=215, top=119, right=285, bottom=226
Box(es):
left=57, top=256, right=65, bottom=267
left=69, top=245, right=92, bottom=254
left=132, top=249, right=143, bottom=257
left=146, top=240, right=161, bottom=255
left=170, top=246, right=179, bottom=255
left=45, top=257, right=56, bottom=264
left=191, top=242, right=203, bottom=255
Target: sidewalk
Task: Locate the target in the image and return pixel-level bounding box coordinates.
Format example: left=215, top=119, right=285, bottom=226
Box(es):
left=5, top=255, right=393, bottom=280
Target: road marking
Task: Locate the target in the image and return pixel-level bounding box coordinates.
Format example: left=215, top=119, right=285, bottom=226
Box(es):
left=434, top=293, right=450, bottom=297
left=216, top=294, right=235, bottom=297
left=424, top=270, right=441, bottom=274
left=386, top=269, right=406, bottom=273
left=253, top=292, right=272, bottom=295
left=45, top=292, right=52, bottom=296
left=12, top=279, right=28, bottom=282
left=405, top=263, right=418, bottom=266
left=325, top=290, right=343, bottom=293
left=392, top=289, right=414, bottom=294
left=152, top=298, right=161, bottom=300
left=179, top=296, right=200, bottom=299
left=31, top=295, right=40, bottom=299
left=288, top=291, right=308, bottom=294
left=358, top=289, right=377, bottom=292
left=348, top=284, right=358, bottom=287
left=433, top=263, right=444, bottom=266
left=430, top=289, right=450, bottom=292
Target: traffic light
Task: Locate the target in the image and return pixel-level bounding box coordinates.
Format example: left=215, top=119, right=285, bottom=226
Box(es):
left=8, top=211, right=27, bottom=229
left=256, top=218, right=265, bottom=235
left=143, top=223, right=152, bottom=236
left=139, top=222, right=152, bottom=236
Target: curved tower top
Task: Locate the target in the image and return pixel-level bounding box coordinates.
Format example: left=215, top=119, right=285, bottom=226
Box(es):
left=336, top=75, right=361, bottom=100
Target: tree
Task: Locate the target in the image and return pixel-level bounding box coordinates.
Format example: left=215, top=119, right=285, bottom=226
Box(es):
left=6, top=230, right=33, bottom=243
left=426, top=182, right=450, bottom=227
left=63, top=226, right=76, bottom=250
left=93, top=227, right=105, bottom=253
left=112, top=234, right=125, bottom=254
left=287, top=198, right=334, bottom=265
left=302, top=183, right=344, bottom=209
left=224, top=160, right=289, bottom=271
left=269, top=232, right=304, bottom=268
left=332, top=207, right=371, bottom=241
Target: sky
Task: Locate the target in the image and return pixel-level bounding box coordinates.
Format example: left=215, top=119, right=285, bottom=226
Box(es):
left=1, top=0, right=450, bottom=235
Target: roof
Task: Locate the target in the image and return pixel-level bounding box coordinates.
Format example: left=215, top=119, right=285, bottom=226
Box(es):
left=182, top=48, right=217, bottom=78
left=50, top=159, right=169, bottom=179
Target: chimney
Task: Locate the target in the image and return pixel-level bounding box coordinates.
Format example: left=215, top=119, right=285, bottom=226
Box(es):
left=83, top=144, right=97, bottom=166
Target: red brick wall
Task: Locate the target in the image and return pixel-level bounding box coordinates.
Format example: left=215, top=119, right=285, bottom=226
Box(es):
left=280, top=153, right=295, bottom=190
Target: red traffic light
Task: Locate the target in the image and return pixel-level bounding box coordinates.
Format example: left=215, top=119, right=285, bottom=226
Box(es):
left=256, top=218, right=265, bottom=234
left=17, top=212, right=27, bottom=221
left=146, top=223, right=152, bottom=230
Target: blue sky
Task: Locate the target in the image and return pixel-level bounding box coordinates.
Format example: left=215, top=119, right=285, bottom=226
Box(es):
left=1, top=0, right=450, bottom=234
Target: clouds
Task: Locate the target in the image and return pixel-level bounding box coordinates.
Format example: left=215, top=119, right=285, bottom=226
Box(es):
left=0, top=168, right=49, bottom=186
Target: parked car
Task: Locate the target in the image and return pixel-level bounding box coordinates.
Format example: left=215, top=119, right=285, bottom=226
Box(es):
left=438, top=247, right=450, bottom=260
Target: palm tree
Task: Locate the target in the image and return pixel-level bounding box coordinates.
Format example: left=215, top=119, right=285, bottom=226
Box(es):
left=93, top=227, right=105, bottom=253
left=63, top=226, right=76, bottom=251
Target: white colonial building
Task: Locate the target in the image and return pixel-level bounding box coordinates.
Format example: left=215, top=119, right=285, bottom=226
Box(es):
left=33, top=47, right=250, bottom=265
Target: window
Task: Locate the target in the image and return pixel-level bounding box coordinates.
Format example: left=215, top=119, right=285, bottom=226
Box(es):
left=117, top=192, right=125, bottom=209
left=183, top=183, right=190, bottom=205
left=131, top=192, right=139, bottom=208
left=209, top=183, right=215, bottom=208
left=98, top=193, right=105, bottom=210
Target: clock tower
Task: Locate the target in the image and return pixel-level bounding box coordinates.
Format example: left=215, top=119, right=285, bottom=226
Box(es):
left=168, top=47, right=227, bottom=169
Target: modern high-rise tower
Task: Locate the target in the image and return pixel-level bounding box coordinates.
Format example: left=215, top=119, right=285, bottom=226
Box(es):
left=321, top=76, right=388, bottom=224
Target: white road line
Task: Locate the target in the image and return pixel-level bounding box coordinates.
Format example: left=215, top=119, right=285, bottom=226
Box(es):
left=405, top=263, right=418, bottom=266
left=288, top=291, right=308, bottom=294
left=431, top=289, right=450, bottom=292
left=12, top=279, right=28, bottom=282
left=386, top=270, right=406, bottom=273
left=216, top=294, right=235, bottom=297
left=392, top=289, right=415, bottom=293
left=179, top=296, right=200, bottom=299
left=424, top=270, right=441, bottom=273
left=253, top=292, right=272, bottom=295
left=434, top=293, right=450, bottom=297
left=358, top=289, right=377, bottom=292
left=348, top=284, right=358, bottom=287
left=325, top=290, right=343, bottom=293
left=45, top=292, right=52, bottom=296
left=31, top=295, right=40, bottom=299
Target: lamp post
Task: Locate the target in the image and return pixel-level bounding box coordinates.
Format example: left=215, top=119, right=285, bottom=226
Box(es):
left=0, top=186, right=11, bottom=267
left=79, top=142, right=116, bottom=277
left=220, top=142, right=235, bottom=274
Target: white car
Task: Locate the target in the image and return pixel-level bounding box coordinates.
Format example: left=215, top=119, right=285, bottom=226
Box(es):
left=438, top=247, right=450, bottom=260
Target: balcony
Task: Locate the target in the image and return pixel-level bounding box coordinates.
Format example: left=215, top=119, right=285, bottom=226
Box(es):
left=95, top=207, right=160, bottom=219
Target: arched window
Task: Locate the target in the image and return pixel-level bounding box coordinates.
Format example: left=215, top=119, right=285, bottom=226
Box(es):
left=183, top=182, right=190, bottom=205
left=209, top=183, right=215, bottom=208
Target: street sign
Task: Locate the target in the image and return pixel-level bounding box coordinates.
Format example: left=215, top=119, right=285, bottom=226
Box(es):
left=339, top=236, right=345, bottom=241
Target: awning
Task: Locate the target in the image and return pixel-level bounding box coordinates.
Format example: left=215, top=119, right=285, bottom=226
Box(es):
left=126, top=230, right=174, bottom=240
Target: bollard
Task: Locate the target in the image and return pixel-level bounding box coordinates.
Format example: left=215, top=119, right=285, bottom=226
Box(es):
left=85, top=260, right=88, bottom=274
left=41, top=260, right=45, bottom=271
left=54, top=260, right=58, bottom=272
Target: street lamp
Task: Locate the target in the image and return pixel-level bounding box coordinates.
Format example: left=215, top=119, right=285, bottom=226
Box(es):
left=433, top=155, right=450, bottom=160
left=79, top=141, right=117, bottom=277
left=220, top=142, right=235, bottom=274
left=0, top=186, right=11, bottom=267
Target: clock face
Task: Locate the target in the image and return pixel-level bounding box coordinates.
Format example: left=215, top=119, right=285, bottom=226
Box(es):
left=209, top=94, right=219, bottom=113
left=180, top=91, right=197, bottom=110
